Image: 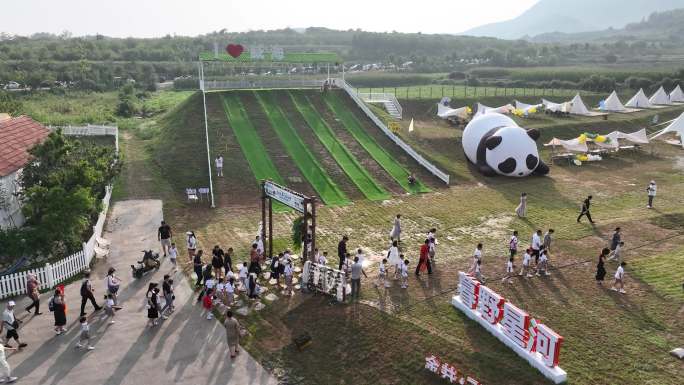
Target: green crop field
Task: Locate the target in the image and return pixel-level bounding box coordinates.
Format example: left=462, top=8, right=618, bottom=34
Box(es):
left=289, top=91, right=390, bottom=201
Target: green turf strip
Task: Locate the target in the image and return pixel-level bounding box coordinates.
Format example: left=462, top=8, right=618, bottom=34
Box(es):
left=323, top=93, right=430, bottom=193
left=254, top=91, right=350, bottom=206
left=289, top=92, right=390, bottom=201
left=221, top=93, right=284, bottom=185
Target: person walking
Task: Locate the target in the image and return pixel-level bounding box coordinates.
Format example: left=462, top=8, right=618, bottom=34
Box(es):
left=531, top=230, right=542, bottom=265
left=469, top=243, right=483, bottom=274
left=400, top=259, right=409, bottom=289
left=577, top=195, right=594, bottom=224
left=502, top=257, right=515, bottom=284
left=536, top=247, right=550, bottom=276
left=350, top=256, right=367, bottom=300
left=509, top=231, right=519, bottom=259
left=193, top=250, right=205, bottom=287
left=226, top=278, right=236, bottom=306
left=146, top=284, right=160, bottom=327
left=51, top=289, right=67, bottom=335
left=24, top=274, right=42, bottom=316
left=224, top=247, right=234, bottom=273
left=608, top=241, right=625, bottom=263
left=160, top=275, right=175, bottom=317
left=611, top=262, right=627, bottom=293
left=415, top=239, right=432, bottom=276
left=543, top=229, right=554, bottom=253
left=519, top=248, right=533, bottom=278
left=337, top=235, right=349, bottom=271
left=284, top=260, right=295, bottom=296
left=75, top=316, right=95, bottom=351
left=168, top=242, right=179, bottom=272
left=105, top=268, right=122, bottom=309
left=80, top=271, right=102, bottom=317
left=238, top=262, right=248, bottom=292
left=595, top=248, right=609, bottom=285
left=186, top=231, right=198, bottom=261
left=158, top=221, right=172, bottom=257
left=646, top=180, right=657, bottom=209
left=387, top=240, right=402, bottom=280
left=427, top=228, right=437, bottom=261
left=474, top=260, right=485, bottom=284
left=224, top=310, right=241, bottom=359
left=516, top=192, right=528, bottom=218
left=248, top=243, right=261, bottom=275
left=212, top=246, right=225, bottom=280
left=0, top=342, right=18, bottom=383
left=100, top=294, right=116, bottom=324
left=374, top=258, right=388, bottom=288
left=215, top=155, right=224, bottom=177
left=2, top=302, right=27, bottom=349
left=390, top=214, right=402, bottom=243
left=609, top=227, right=621, bottom=255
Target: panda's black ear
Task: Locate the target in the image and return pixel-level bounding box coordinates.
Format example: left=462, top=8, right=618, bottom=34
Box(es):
left=527, top=128, right=540, bottom=141
left=485, top=136, right=502, bottom=150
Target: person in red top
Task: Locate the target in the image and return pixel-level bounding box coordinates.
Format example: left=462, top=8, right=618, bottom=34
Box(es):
left=415, top=239, right=432, bottom=276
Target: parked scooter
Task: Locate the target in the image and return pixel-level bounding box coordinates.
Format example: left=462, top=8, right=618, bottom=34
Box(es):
left=131, top=250, right=161, bottom=278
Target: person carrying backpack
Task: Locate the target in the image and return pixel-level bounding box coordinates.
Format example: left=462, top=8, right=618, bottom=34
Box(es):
left=80, top=271, right=102, bottom=317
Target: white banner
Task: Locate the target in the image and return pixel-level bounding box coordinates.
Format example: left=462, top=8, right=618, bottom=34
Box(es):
left=264, top=181, right=306, bottom=212
left=301, top=261, right=346, bottom=302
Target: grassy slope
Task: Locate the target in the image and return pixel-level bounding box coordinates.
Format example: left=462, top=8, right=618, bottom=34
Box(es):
left=289, top=91, right=390, bottom=201
left=324, top=92, right=431, bottom=193
left=254, top=91, right=350, bottom=206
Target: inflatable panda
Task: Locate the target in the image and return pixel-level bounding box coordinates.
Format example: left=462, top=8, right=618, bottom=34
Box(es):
left=462, top=113, right=549, bottom=177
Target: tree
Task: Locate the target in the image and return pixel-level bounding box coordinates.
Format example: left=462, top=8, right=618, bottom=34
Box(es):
left=0, top=91, right=22, bottom=115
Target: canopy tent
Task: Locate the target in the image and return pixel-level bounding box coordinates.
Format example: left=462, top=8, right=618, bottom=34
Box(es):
left=569, top=94, right=591, bottom=115
left=651, top=112, right=684, bottom=147
left=625, top=89, right=652, bottom=108
left=606, top=128, right=649, bottom=145
left=514, top=100, right=542, bottom=113
left=437, top=103, right=469, bottom=119
left=670, top=85, right=684, bottom=103
left=542, top=98, right=569, bottom=113
left=474, top=103, right=515, bottom=117
left=544, top=137, right=588, bottom=152
left=600, top=91, right=627, bottom=112
left=649, top=86, right=672, bottom=105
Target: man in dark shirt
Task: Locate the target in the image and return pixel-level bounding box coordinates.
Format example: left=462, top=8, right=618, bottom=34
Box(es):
left=224, top=247, right=234, bottom=273
left=337, top=235, right=349, bottom=270
left=193, top=251, right=204, bottom=287
left=158, top=221, right=172, bottom=257
left=212, top=245, right=225, bottom=278
left=576, top=195, right=594, bottom=224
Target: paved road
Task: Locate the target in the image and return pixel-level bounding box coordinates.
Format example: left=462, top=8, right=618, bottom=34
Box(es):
left=3, top=200, right=277, bottom=385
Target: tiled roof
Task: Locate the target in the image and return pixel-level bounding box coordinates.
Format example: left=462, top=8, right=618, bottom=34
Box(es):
left=0, top=116, right=50, bottom=177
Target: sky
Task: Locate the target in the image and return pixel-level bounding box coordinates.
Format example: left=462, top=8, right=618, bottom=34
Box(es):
left=1, top=0, right=539, bottom=37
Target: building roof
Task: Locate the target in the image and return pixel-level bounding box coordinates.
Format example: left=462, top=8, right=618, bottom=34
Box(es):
left=0, top=115, right=50, bottom=177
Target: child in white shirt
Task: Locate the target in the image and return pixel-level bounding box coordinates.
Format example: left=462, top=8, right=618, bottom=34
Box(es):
left=238, top=262, right=248, bottom=292
left=318, top=251, right=327, bottom=266
left=519, top=248, right=532, bottom=278
left=76, top=316, right=94, bottom=350
left=400, top=259, right=409, bottom=289
left=611, top=262, right=626, bottom=293
left=502, top=257, right=514, bottom=284
left=100, top=294, right=116, bottom=324
left=284, top=261, right=294, bottom=296
left=226, top=278, right=235, bottom=306
left=608, top=241, right=624, bottom=263
left=474, top=260, right=485, bottom=284
left=169, top=243, right=178, bottom=272
left=469, top=243, right=483, bottom=274
left=536, top=249, right=550, bottom=276
left=375, top=258, right=388, bottom=288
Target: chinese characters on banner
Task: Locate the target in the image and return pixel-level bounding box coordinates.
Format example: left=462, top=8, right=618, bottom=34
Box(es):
left=425, top=354, right=481, bottom=384
left=246, top=46, right=285, bottom=60
left=301, top=261, right=346, bottom=302
left=452, top=272, right=567, bottom=384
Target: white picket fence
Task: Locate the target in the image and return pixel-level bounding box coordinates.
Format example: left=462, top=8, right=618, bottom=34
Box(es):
left=333, top=78, right=450, bottom=184
left=0, top=185, right=112, bottom=300
left=50, top=124, right=119, bottom=153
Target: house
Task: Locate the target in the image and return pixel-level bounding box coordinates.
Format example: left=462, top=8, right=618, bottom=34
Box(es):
left=0, top=115, right=50, bottom=229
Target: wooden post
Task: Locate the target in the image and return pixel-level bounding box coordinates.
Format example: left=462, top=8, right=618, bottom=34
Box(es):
left=310, top=197, right=317, bottom=263
left=261, top=180, right=267, bottom=257
left=268, top=198, right=273, bottom=259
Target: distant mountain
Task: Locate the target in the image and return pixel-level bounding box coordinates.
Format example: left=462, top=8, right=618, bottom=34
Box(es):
left=463, top=0, right=684, bottom=39
left=530, top=9, right=684, bottom=43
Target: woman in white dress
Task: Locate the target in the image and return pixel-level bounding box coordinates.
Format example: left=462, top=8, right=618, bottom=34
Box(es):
left=389, top=214, right=402, bottom=243
left=515, top=193, right=527, bottom=218
left=386, top=240, right=401, bottom=279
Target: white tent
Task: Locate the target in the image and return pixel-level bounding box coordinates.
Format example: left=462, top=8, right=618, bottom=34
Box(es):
left=625, top=89, right=652, bottom=108
left=542, top=98, right=568, bottom=113
left=670, top=85, right=684, bottom=103
left=474, top=103, right=514, bottom=117
left=606, top=128, right=649, bottom=145
left=651, top=112, right=684, bottom=147
left=544, top=137, right=588, bottom=152
left=600, top=91, right=626, bottom=112
left=569, top=94, right=591, bottom=115
left=649, top=86, right=672, bottom=105
left=514, top=100, right=542, bottom=113
left=437, top=103, right=469, bottom=119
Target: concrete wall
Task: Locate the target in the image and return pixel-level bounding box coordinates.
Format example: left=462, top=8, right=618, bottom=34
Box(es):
left=0, top=170, right=25, bottom=229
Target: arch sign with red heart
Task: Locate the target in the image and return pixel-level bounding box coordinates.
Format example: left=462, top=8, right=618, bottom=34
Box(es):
left=226, top=44, right=244, bottom=58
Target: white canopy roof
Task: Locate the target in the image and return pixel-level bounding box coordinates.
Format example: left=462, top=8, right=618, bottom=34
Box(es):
left=600, top=91, right=626, bottom=112
left=607, top=128, right=650, bottom=145
left=474, top=103, right=515, bottom=117
left=514, top=100, right=542, bottom=112
left=437, top=103, right=469, bottom=119
left=544, top=137, right=588, bottom=152
left=670, top=85, right=684, bottom=103
left=625, top=89, right=652, bottom=108
left=569, top=94, right=591, bottom=115
left=651, top=112, right=684, bottom=147
left=542, top=98, right=567, bottom=113
left=649, top=86, right=672, bottom=105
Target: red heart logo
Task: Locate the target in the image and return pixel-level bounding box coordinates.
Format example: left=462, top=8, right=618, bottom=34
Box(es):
left=226, top=44, right=244, bottom=58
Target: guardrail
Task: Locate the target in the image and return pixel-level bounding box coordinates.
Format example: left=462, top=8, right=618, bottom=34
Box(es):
left=204, top=79, right=325, bottom=90
left=334, top=78, right=450, bottom=184
left=0, top=185, right=112, bottom=299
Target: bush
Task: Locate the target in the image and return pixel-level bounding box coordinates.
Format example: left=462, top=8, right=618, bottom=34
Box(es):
left=0, top=91, right=22, bottom=115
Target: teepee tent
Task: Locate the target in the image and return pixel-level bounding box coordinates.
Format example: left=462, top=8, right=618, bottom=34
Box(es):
left=651, top=112, right=684, bottom=147
left=600, top=91, right=626, bottom=112
left=437, top=103, right=469, bottom=119
left=474, top=103, right=514, bottom=117
left=515, top=100, right=542, bottom=112
left=669, top=85, right=684, bottom=103
left=569, top=94, right=591, bottom=115
left=607, top=128, right=649, bottom=145
left=649, top=86, right=672, bottom=105
left=625, top=89, right=652, bottom=108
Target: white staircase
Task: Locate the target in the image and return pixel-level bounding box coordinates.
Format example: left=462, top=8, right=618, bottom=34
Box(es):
left=357, top=92, right=403, bottom=120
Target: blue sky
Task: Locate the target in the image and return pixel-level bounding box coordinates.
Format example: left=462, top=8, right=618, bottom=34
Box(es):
left=2, top=0, right=539, bottom=37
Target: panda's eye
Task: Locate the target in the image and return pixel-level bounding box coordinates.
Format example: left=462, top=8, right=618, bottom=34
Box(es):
left=498, top=158, right=517, bottom=174
left=526, top=154, right=538, bottom=170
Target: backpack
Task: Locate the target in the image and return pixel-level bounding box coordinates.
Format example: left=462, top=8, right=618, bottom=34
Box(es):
left=80, top=280, right=89, bottom=297
left=48, top=296, right=55, bottom=312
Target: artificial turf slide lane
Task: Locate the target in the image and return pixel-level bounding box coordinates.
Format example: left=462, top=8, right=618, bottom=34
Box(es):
left=220, top=93, right=285, bottom=185
left=323, top=93, right=430, bottom=194
left=289, top=92, right=390, bottom=201
left=254, top=91, right=350, bottom=206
